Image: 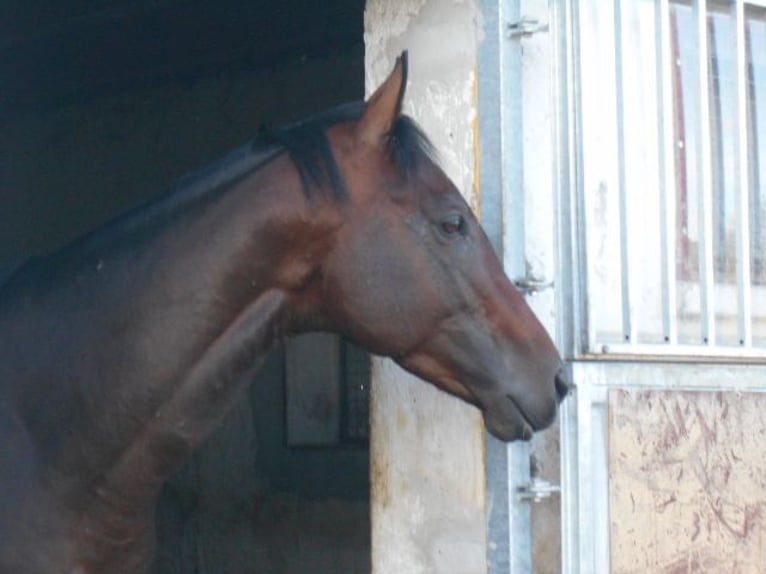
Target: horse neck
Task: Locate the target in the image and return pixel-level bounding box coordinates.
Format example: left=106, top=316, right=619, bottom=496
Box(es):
left=6, top=152, right=342, bottom=503
left=90, top=149, right=340, bottom=344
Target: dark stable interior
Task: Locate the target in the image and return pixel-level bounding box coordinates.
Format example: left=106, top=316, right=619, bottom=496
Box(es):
left=1, top=2, right=371, bottom=572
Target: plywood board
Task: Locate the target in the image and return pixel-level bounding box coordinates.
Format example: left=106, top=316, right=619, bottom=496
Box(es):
left=609, top=390, right=766, bottom=573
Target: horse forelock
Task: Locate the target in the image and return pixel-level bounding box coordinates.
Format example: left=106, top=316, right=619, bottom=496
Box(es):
left=389, top=115, right=439, bottom=181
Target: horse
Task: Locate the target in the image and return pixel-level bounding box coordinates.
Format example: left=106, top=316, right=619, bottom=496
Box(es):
left=0, top=52, right=568, bottom=574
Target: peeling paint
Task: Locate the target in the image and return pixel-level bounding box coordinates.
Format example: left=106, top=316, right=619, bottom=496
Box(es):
left=364, top=0, right=428, bottom=92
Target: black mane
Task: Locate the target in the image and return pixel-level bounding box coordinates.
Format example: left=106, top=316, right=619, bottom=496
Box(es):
left=171, top=100, right=438, bottom=206
left=262, top=100, right=439, bottom=202
left=54, top=102, right=439, bottom=259
left=0, top=100, right=441, bottom=290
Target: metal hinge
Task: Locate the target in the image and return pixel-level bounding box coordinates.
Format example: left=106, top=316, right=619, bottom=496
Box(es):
left=506, top=17, right=549, bottom=39
left=516, top=478, right=561, bottom=502
left=513, top=276, right=554, bottom=296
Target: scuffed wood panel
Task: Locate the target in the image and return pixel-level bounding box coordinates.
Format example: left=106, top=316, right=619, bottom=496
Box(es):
left=608, top=390, right=766, bottom=573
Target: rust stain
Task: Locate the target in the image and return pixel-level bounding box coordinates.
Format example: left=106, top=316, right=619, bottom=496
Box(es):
left=369, top=376, right=391, bottom=511
left=370, top=441, right=391, bottom=511
left=396, top=408, right=409, bottom=432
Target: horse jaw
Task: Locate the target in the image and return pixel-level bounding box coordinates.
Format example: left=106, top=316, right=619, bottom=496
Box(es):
left=394, top=346, right=560, bottom=442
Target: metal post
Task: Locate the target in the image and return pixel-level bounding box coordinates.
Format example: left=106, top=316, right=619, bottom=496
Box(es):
left=657, top=0, right=679, bottom=345
left=734, top=0, right=753, bottom=346
left=695, top=0, right=717, bottom=345
left=614, top=0, right=637, bottom=344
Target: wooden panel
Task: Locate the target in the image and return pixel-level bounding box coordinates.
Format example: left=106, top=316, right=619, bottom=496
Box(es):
left=608, top=389, right=766, bottom=573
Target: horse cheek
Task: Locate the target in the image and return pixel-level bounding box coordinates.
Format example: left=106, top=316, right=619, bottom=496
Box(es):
left=325, top=242, right=425, bottom=355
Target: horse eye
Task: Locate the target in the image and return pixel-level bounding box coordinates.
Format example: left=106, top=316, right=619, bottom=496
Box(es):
left=440, top=214, right=466, bottom=236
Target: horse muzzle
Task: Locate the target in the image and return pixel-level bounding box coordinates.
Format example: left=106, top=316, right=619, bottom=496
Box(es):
left=483, top=365, right=572, bottom=442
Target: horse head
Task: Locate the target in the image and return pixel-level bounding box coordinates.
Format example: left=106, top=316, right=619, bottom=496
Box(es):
left=318, top=53, right=569, bottom=441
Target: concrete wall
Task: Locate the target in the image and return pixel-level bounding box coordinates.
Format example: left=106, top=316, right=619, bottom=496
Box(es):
left=365, top=2, right=489, bottom=573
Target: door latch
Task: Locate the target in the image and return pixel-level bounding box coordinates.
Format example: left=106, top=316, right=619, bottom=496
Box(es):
left=507, top=17, right=549, bottom=39
left=516, top=478, right=560, bottom=502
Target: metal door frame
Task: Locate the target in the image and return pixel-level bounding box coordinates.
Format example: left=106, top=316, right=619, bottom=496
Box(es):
left=482, top=0, right=766, bottom=572
left=553, top=1, right=766, bottom=572
left=480, top=0, right=562, bottom=572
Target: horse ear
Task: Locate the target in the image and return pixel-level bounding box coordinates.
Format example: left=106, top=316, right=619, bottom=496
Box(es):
left=358, top=51, right=408, bottom=147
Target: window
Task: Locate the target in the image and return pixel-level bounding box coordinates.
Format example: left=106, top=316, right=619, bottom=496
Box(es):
left=575, top=0, right=766, bottom=356
left=556, top=3, right=766, bottom=572
left=285, top=334, right=370, bottom=447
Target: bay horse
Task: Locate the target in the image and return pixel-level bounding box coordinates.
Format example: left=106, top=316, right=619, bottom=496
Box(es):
left=0, top=52, right=568, bottom=573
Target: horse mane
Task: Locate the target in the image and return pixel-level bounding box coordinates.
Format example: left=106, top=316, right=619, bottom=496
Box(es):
left=262, top=100, right=439, bottom=202
left=129, top=100, right=439, bottom=210
left=0, top=101, right=440, bottom=277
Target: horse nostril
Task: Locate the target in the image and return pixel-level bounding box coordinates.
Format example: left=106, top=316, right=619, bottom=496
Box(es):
left=554, top=367, right=574, bottom=400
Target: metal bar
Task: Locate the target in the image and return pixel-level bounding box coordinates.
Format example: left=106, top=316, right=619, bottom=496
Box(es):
left=576, top=374, right=596, bottom=574
left=500, top=0, right=535, bottom=568
left=584, top=340, right=766, bottom=361
left=478, top=1, right=505, bottom=256
left=477, top=3, right=514, bottom=573
left=695, top=0, right=717, bottom=345
left=591, top=403, right=610, bottom=572
left=485, top=439, right=512, bottom=574
left=553, top=0, right=585, bottom=567
left=734, top=0, right=754, bottom=346
left=559, top=382, right=579, bottom=574
left=571, top=4, right=589, bottom=358
left=572, top=1, right=594, bottom=357
left=508, top=441, right=533, bottom=573
left=571, top=360, right=766, bottom=391
left=614, top=0, right=636, bottom=344
left=748, top=10, right=764, bottom=287
left=657, top=0, right=679, bottom=345
left=502, top=0, right=526, bottom=280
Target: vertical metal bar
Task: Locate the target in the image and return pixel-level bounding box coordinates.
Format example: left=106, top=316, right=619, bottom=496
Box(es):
left=504, top=0, right=535, bottom=566
left=508, top=442, right=532, bottom=573
left=478, top=0, right=505, bottom=259
left=695, top=0, right=717, bottom=345
left=572, top=1, right=595, bottom=355
left=559, top=384, right=579, bottom=574
left=734, top=0, right=753, bottom=346
left=614, top=0, right=636, bottom=343
left=477, top=2, right=514, bottom=573
left=503, top=0, right=526, bottom=280
left=576, top=374, right=595, bottom=574
left=591, top=401, right=611, bottom=572
left=552, top=0, right=582, bottom=571
left=553, top=0, right=580, bottom=360
left=657, top=0, right=679, bottom=345
left=482, top=0, right=537, bottom=571
left=502, top=3, right=533, bottom=570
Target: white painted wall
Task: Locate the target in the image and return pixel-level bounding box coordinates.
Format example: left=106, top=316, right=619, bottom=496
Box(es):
left=364, top=2, right=488, bottom=573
